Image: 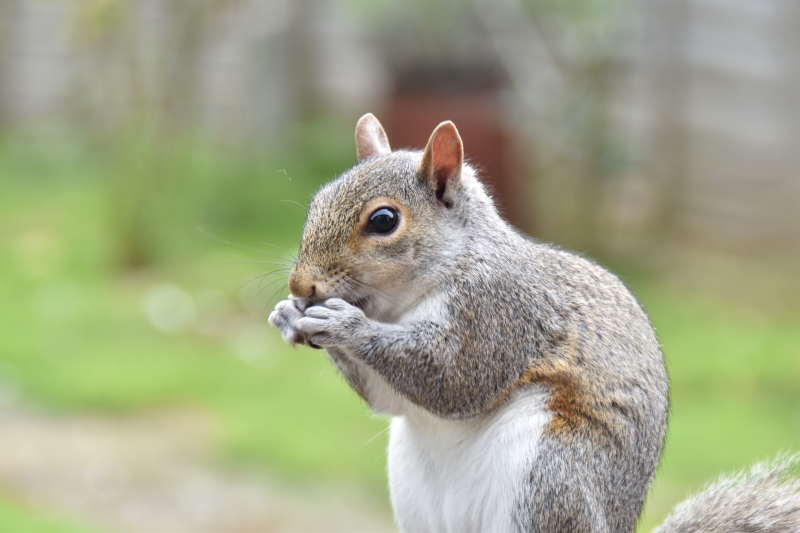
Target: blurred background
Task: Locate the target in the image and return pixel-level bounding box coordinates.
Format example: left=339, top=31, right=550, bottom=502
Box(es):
left=0, top=0, right=798, bottom=531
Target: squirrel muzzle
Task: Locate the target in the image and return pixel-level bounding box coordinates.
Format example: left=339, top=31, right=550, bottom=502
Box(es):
left=288, top=265, right=315, bottom=299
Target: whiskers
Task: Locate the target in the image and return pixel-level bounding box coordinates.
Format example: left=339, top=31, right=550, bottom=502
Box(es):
left=238, top=268, right=291, bottom=306
left=198, top=226, right=297, bottom=264
left=197, top=226, right=296, bottom=309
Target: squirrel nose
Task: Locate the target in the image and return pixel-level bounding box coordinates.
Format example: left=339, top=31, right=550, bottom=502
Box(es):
left=288, top=275, right=316, bottom=299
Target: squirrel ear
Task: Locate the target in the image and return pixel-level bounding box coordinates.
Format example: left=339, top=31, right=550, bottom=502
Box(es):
left=419, top=121, right=463, bottom=206
left=355, top=113, right=391, bottom=162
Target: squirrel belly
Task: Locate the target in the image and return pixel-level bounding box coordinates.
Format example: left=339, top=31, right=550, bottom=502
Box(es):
left=388, top=387, right=551, bottom=533
left=268, top=114, right=800, bottom=533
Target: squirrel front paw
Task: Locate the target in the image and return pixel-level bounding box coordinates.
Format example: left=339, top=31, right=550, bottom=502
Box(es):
left=295, top=298, right=367, bottom=349
left=268, top=298, right=309, bottom=347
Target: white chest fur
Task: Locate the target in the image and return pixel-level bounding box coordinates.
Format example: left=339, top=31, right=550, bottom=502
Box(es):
left=387, top=388, right=550, bottom=533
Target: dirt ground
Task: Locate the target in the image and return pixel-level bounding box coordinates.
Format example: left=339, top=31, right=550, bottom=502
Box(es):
left=0, top=406, right=396, bottom=532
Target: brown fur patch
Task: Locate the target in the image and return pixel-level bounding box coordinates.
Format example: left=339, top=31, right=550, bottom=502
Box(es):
left=518, top=363, right=591, bottom=436
left=511, top=333, right=618, bottom=439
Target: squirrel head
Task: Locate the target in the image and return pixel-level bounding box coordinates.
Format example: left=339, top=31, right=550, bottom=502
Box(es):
left=289, top=113, right=498, bottom=321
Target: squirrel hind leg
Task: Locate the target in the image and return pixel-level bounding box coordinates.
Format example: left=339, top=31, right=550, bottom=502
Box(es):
left=513, top=435, right=632, bottom=533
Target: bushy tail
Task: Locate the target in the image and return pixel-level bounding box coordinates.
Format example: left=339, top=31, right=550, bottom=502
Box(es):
left=654, top=454, right=800, bottom=533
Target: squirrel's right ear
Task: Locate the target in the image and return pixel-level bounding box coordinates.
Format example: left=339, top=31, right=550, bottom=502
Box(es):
left=355, top=113, right=391, bottom=162
left=419, top=121, right=463, bottom=208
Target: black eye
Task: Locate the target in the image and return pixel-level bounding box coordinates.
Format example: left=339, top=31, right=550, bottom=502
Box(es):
left=367, top=207, right=399, bottom=234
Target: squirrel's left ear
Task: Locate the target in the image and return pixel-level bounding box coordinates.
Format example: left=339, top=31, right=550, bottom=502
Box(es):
left=419, top=121, right=463, bottom=207
left=355, top=113, right=391, bottom=162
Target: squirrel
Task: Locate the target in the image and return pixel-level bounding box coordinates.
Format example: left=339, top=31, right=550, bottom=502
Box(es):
left=268, top=114, right=800, bottom=532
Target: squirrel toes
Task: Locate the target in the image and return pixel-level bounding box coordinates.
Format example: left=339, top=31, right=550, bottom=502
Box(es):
left=269, top=114, right=800, bottom=532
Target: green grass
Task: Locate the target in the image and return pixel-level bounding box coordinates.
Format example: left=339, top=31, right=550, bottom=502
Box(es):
left=0, top=497, right=91, bottom=533
left=634, top=281, right=800, bottom=531
left=0, top=132, right=798, bottom=531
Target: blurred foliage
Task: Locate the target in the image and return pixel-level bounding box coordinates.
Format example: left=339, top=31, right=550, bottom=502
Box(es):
left=347, top=0, right=625, bottom=40
left=67, top=0, right=250, bottom=138
left=39, top=117, right=356, bottom=269
left=0, top=122, right=798, bottom=530
left=69, top=0, right=130, bottom=45
left=347, top=0, right=625, bottom=72
left=347, top=0, right=485, bottom=65
left=0, top=498, right=89, bottom=533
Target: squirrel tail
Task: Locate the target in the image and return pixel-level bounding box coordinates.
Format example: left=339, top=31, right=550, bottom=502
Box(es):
left=653, top=454, right=800, bottom=533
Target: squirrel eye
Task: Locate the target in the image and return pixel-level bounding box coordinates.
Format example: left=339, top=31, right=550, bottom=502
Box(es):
left=366, top=207, right=399, bottom=234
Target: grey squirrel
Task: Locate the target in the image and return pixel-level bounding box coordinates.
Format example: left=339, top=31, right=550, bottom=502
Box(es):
left=268, top=114, right=800, bottom=532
